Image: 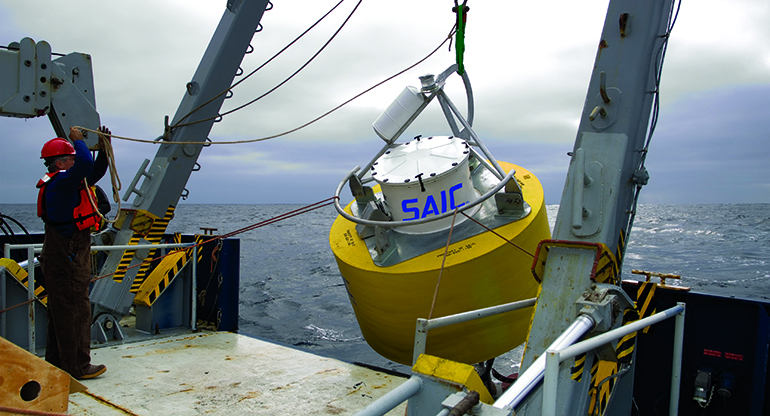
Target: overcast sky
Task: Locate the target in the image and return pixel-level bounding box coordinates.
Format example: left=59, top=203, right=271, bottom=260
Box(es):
left=1, top=0, right=768, bottom=206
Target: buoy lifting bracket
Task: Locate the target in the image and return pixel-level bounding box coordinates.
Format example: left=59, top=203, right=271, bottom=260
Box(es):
left=494, top=191, right=525, bottom=217
left=348, top=174, right=376, bottom=204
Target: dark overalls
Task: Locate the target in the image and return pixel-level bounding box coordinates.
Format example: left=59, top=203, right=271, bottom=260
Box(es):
left=38, top=140, right=107, bottom=378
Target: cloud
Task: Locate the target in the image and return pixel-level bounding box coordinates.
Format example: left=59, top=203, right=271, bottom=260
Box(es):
left=639, top=85, right=770, bottom=204
left=1, top=0, right=769, bottom=206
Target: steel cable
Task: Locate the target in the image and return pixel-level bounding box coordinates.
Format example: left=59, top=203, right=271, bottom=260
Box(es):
left=172, top=0, right=346, bottom=128
left=70, top=23, right=457, bottom=146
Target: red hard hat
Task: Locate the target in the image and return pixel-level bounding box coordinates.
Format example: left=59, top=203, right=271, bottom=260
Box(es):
left=40, top=138, right=76, bottom=159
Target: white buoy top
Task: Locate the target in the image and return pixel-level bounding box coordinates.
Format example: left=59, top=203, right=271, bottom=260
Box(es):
left=372, top=136, right=476, bottom=234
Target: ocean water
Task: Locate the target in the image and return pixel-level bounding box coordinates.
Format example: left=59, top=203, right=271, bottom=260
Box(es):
left=1, top=203, right=768, bottom=374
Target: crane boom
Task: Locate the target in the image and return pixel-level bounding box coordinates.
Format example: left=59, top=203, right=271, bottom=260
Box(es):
left=0, top=0, right=272, bottom=335
left=90, top=0, right=272, bottom=325
left=508, top=0, right=677, bottom=414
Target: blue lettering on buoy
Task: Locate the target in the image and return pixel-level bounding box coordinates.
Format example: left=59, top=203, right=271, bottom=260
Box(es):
left=402, top=198, right=419, bottom=221
left=401, top=183, right=467, bottom=221
left=421, top=195, right=440, bottom=218
left=450, top=183, right=465, bottom=209
left=441, top=190, right=448, bottom=213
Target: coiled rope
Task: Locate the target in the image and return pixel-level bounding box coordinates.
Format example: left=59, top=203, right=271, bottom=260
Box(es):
left=83, top=130, right=122, bottom=226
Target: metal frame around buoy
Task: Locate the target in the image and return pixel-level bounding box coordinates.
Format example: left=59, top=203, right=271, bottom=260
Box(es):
left=332, top=64, right=526, bottom=230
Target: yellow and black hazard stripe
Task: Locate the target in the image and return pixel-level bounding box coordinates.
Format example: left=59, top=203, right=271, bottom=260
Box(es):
left=571, top=352, right=586, bottom=382
left=588, top=360, right=618, bottom=416
left=131, top=247, right=158, bottom=287
left=129, top=248, right=155, bottom=293
left=593, top=246, right=619, bottom=285
left=131, top=207, right=175, bottom=285
left=588, top=360, right=601, bottom=414
left=614, top=280, right=658, bottom=365
left=133, top=249, right=189, bottom=307
left=113, top=234, right=142, bottom=283
left=113, top=206, right=175, bottom=283
left=144, top=207, right=175, bottom=243
left=190, top=234, right=206, bottom=263
left=585, top=279, right=660, bottom=414
left=616, top=308, right=639, bottom=363
left=635, top=281, right=657, bottom=333
left=0, top=258, right=48, bottom=306
left=129, top=233, right=185, bottom=293
left=133, top=234, right=209, bottom=306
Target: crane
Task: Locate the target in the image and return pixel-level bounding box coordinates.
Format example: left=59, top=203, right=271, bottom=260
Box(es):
left=0, top=0, right=273, bottom=340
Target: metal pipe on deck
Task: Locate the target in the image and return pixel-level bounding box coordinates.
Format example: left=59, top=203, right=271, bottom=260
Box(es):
left=354, top=376, right=423, bottom=416
left=494, top=315, right=595, bottom=410
left=413, top=298, right=537, bottom=365
left=539, top=304, right=686, bottom=416
left=16, top=258, right=40, bottom=270
left=670, top=302, right=686, bottom=415
left=554, top=304, right=684, bottom=360
left=5, top=242, right=194, bottom=252
left=426, top=298, right=537, bottom=330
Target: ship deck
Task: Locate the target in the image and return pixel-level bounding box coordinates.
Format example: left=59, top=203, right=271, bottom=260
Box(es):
left=67, top=331, right=407, bottom=415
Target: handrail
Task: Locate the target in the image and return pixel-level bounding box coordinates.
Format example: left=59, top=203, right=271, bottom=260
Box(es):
left=345, top=298, right=686, bottom=416
left=539, top=303, right=686, bottom=416
left=494, top=315, right=596, bottom=410
left=413, top=297, right=537, bottom=365
left=2, top=241, right=198, bottom=353
left=353, top=377, right=423, bottom=416
left=357, top=298, right=537, bottom=416
left=4, top=242, right=194, bottom=260
left=354, top=296, right=550, bottom=416
left=4, top=241, right=192, bottom=252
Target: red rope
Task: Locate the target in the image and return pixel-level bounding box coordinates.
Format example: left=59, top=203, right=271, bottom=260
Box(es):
left=91, top=197, right=337, bottom=283
left=0, top=296, right=44, bottom=315
left=1, top=198, right=337, bottom=315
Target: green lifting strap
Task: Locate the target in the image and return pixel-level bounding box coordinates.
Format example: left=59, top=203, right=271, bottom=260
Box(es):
left=454, top=1, right=469, bottom=75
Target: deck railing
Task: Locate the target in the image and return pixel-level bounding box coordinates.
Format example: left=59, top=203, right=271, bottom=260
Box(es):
left=355, top=299, right=686, bottom=416
left=2, top=242, right=197, bottom=353
left=412, top=297, right=538, bottom=365
left=537, top=303, right=685, bottom=416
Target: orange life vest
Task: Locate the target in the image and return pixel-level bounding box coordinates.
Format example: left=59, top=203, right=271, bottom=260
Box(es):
left=36, top=171, right=101, bottom=232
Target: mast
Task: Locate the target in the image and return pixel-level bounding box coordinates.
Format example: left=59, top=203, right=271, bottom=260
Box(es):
left=89, top=0, right=272, bottom=326
left=505, top=0, right=677, bottom=413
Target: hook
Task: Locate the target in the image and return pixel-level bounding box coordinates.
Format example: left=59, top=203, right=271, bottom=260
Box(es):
left=599, top=72, right=611, bottom=104
left=589, top=106, right=608, bottom=121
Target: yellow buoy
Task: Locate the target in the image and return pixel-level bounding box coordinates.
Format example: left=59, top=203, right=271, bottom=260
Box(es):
left=330, top=161, right=550, bottom=365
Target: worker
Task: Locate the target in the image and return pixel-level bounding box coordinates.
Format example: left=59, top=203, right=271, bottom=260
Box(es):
left=36, top=126, right=111, bottom=380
